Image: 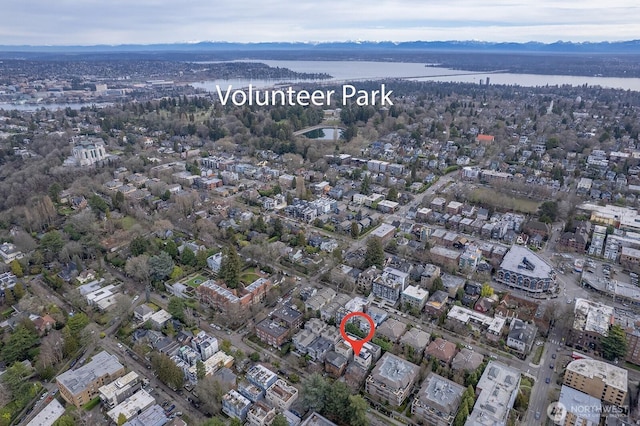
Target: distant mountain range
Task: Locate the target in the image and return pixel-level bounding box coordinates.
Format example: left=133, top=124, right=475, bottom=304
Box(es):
left=2, top=40, right=640, bottom=54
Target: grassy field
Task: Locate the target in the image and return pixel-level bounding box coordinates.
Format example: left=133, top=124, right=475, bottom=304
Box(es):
left=239, top=266, right=262, bottom=284
left=185, top=274, right=208, bottom=288
left=532, top=345, right=544, bottom=364
left=466, top=187, right=540, bottom=214
left=241, top=273, right=260, bottom=284
left=120, top=216, right=137, bottom=230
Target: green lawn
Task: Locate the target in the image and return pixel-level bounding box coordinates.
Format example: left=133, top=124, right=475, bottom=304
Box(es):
left=240, top=272, right=260, bottom=284
left=83, top=397, right=101, bottom=411
left=532, top=345, right=544, bottom=364
left=185, top=274, right=208, bottom=288
left=467, top=187, right=540, bottom=214
left=120, top=216, right=137, bottom=230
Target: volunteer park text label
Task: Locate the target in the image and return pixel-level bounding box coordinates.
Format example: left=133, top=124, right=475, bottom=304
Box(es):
left=215, top=84, right=393, bottom=107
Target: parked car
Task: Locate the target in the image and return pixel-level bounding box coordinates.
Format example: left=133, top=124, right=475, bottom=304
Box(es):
left=545, top=377, right=551, bottom=384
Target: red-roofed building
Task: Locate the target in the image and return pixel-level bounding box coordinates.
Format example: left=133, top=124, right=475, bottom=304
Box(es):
left=33, top=314, right=56, bottom=335
left=476, top=134, right=495, bottom=145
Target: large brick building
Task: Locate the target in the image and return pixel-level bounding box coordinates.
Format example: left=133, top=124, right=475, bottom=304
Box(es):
left=196, top=277, right=271, bottom=320
left=57, top=351, right=125, bottom=407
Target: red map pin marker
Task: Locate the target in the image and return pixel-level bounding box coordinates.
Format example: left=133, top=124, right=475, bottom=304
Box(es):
left=340, top=311, right=375, bottom=357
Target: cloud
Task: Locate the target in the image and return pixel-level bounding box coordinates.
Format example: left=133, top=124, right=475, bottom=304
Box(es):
left=1, top=0, right=639, bottom=45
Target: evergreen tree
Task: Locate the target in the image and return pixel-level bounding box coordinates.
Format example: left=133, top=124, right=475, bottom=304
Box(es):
left=363, top=237, right=384, bottom=269
left=180, top=246, right=197, bottom=267
left=13, top=283, right=25, bottom=300
left=410, top=160, right=418, bottom=182
left=360, top=174, right=371, bottom=195
left=272, top=218, right=283, bottom=238
left=196, top=360, right=206, bottom=380
left=348, top=395, right=368, bottom=426
left=387, top=187, right=398, bottom=202
left=4, top=287, right=15, bottom=306
left=149, top=251, right=175, bottom=282
left=168, top=297, right=185, bottom=322
left=129, top=236, right=149, bottom=256
left=219, top=245, right=241, bottom=289
left=195, top=250, right=209, bottom=269
left=601, top=324, right=628, bottom=361
left=431, top=277, right=445, bottom=292
left=10, top=260, right=23, bottom=278
left=163, top=240, right=179, bottom=259
left=351, top=221, right=360, bottom=239
left=271, top=414, right=289, bottom=426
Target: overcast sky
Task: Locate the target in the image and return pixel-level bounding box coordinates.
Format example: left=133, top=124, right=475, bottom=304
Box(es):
left=2, top=0, right=639, bottom=46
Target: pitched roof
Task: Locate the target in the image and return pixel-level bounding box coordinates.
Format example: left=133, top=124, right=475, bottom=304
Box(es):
left=426, top=338, right=457, bottom=363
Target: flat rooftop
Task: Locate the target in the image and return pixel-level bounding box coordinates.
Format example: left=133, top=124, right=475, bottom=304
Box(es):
left=26, top=399, right=65, bottom=426
left=558, top=385, right=602, bottom=425
left=57, top=351, right=124, bottom=396
left=466, top=361, right=520, bottom=426
left=499, top=245, right=554, bottom=280
left=566, top=359, right=627, bottom=392
left=414, top=372, right=464, bottom=413
left=573, top=298, right=614, bottom=336
left=369, top=352, right=419, bottom=391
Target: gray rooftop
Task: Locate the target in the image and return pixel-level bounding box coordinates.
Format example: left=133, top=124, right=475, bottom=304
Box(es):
left=499, top=245, right=554, bottom=279
left=558, top=385, right=602, bottom=425
left=414, top=372, right=465, bottom=414
left=465, top=361, right=520, bottom=426
left=400, top=328, right=430, bottom=351
left=123, top=404, right=168, bottom=426
left=57, top=351, right=124, bottom=396
left=566, top=358, right=627, bottom=391
left=301, top=412, right=338, bottom=426
left=370, top=352, right=419, bottom=391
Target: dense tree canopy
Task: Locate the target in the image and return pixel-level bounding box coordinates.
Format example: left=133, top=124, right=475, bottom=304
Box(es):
left=150, top=352, right=184, bottom=390
left=219, top=245, right=241, bottom=289
left=363, top=237, right=384, bottom=269
left=601, top=324, right=627, bottom=361
left=302, top=373, right=368, bottom=426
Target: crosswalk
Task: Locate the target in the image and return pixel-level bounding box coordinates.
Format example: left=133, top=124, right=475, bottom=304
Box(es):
left=548, top=339, right=563, bottom=345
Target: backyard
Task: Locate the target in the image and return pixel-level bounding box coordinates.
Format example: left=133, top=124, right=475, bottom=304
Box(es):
left=240, top=267, right=260, bottom=285
left=465, top=187, right=540, bottom=215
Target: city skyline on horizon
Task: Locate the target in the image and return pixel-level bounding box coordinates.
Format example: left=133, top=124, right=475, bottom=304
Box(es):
left=1, top=0, right=639, bottom=46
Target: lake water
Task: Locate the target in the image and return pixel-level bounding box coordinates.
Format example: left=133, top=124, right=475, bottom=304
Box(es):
left=303, top=128, right=343, bottom=140
left=191, top=60, right=640, bottom=92
left=0, top=102, right=112, bottom=112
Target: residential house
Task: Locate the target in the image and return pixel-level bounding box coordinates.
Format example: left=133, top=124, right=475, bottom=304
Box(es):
left=451, top=348, right=484, bottom=372
left=400, top=328, right=431, bottom=358
left=506, top=319, right=537, bottom=356
left=222, top=390, right=251, bottom=421
left=376, top=318, right=406, bottom=343
left=424, top=291, right=449, bottom=316
left=324, top=351, right=348, bottom=378
left=266, top=379, right=298, bottom=410
left=426, top=338, right=457, bottom=365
